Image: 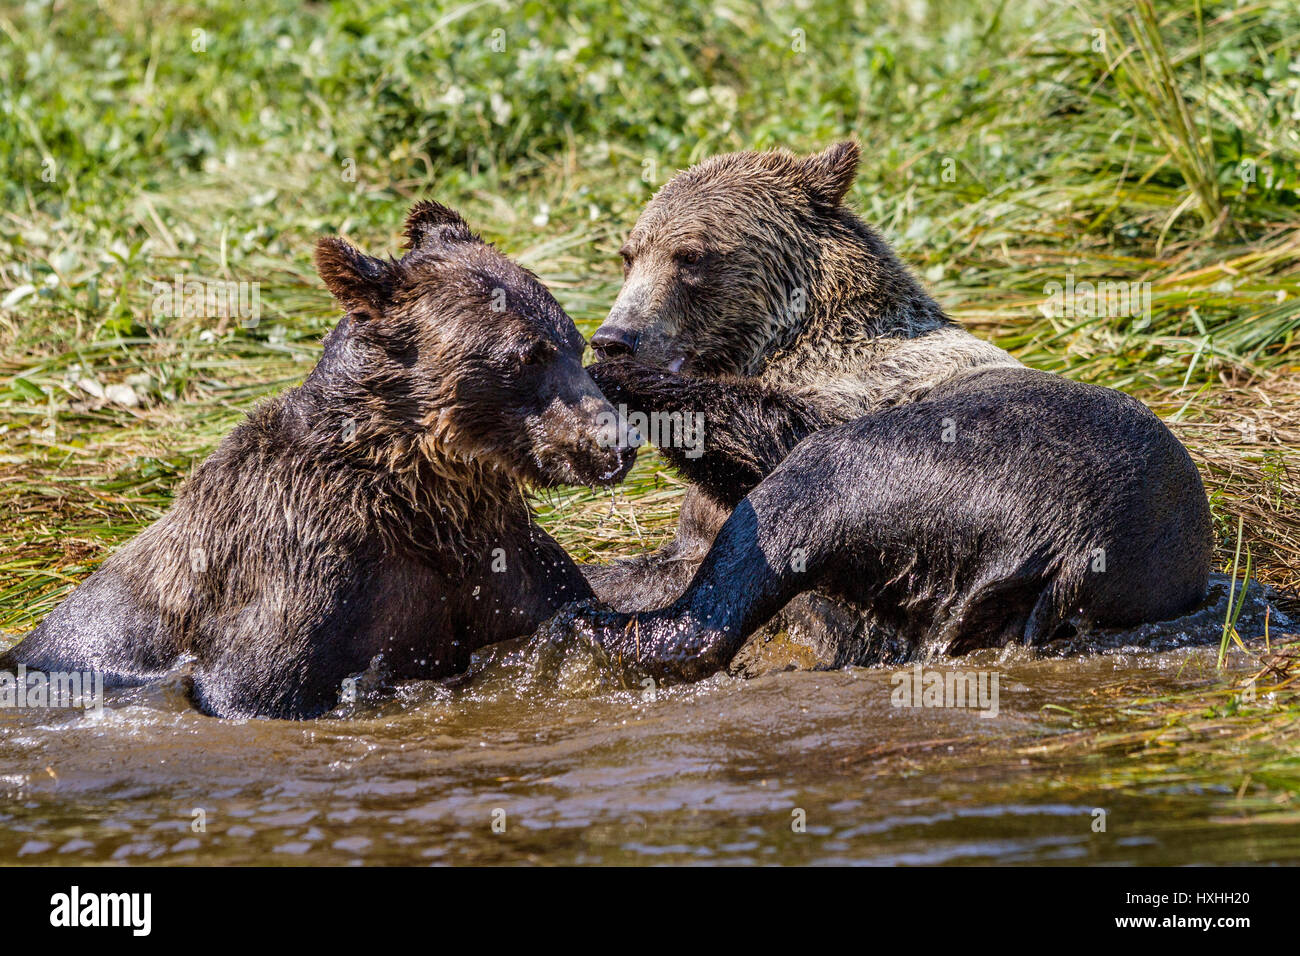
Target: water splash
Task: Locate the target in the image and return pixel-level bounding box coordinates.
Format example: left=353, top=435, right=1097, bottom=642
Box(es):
left=461, top=608, right=641, bottom=700
left=1037, top=573, right=1290, bottom=658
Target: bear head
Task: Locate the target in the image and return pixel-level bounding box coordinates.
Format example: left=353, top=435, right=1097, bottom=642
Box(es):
left=314, top=201, right=638, bottom=488
left=591, top=141, right=861, bottom=377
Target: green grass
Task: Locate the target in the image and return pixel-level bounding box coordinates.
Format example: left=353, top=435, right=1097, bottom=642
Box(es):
left=1, top=0, right=1297, bottom=627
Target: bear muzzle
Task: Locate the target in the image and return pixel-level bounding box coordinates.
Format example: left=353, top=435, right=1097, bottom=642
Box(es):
left=526, top=394, right=639, bottom=487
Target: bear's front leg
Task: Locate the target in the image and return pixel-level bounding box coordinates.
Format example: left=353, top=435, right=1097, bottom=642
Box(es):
left=570, top=441, right=856, bottom=682
left=589, top=358, right=830, bottom=507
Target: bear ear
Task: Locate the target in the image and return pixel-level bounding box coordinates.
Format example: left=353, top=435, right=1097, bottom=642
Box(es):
left=314, top=237, right=395, bottom=317
left=404, top=200, right=475, bottom=250
left=803, top=140, right=860, bottom=208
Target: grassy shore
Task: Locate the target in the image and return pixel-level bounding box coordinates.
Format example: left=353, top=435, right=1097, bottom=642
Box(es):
left=1, top=0, right=1297, bottom=777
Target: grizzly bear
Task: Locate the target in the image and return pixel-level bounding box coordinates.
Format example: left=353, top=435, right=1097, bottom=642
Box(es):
left=569, top=141, right=1211, bottom=678
left=0, top=201, right=636, bottom=718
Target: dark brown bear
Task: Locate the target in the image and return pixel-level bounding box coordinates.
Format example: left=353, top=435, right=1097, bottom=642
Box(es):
left=0, top=202, right=636, bottom=718
left=568, top=142, right=1211, bottom=678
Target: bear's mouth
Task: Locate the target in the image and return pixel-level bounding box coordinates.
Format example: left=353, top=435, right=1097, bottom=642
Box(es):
left=524, top=407, right=638, bottom=489
left=529, top=439, right=637, bottom=488
left=614, top=350, right=688, bottom=374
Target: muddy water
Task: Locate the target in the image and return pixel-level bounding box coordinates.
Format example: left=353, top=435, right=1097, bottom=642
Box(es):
left=1, top=582, right=1296, bottom=865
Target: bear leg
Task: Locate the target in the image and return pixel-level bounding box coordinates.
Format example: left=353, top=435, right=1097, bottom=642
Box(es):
left=589, top=358, right=831, bottom=507
left=578, top=455, right=847, bottom=681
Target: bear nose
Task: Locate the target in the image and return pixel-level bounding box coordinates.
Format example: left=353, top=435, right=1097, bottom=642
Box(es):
left=590, top=324, right=639, bottom=358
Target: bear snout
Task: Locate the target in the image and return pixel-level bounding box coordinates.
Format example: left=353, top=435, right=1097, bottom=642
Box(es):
left=594, top=278, right=652, bottom=359
left=590, top=323, right=639, bottom=359
left=593, top=269, right=689, bottom=368
left=526, top=395, right=638, bottom=487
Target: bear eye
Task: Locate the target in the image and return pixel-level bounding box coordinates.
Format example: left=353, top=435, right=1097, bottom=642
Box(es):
left=675, top=249, right=706, bottom=267
left=520, top=340, right=555, bottom=366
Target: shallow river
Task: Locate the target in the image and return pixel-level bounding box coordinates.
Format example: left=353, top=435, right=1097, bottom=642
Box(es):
left=2, top=595, right=1296, bottom=865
